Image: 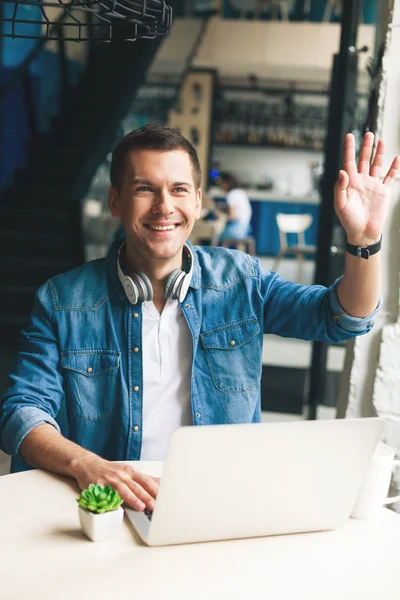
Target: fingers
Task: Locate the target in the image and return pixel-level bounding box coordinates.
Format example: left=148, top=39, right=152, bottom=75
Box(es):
left=370, top=138, right=385, bottom=179
left=118, top=467, right=159, bottom=510
left=383, top=155, right=400, bottom=186
left=129, top=480, right=156, bottom=510
left=112, top=481, right=149, bottom=511
left=343, top=133, right=357, bottom=177
left=334, top=170, right=349, bottom=212
left=91, top=463, right=159, bottom=511
left=132, top=470, right=159, bottom=499
left=109, top=473, right=155, bottom=511
left=336, top=169, right=349, bottom=190
left=357, top=131, right=374, bottom=174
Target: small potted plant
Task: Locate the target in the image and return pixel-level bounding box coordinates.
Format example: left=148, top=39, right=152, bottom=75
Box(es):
left=77, top=483, right=124, bottom=542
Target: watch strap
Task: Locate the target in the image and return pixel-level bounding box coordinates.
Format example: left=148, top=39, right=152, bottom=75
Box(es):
left=345, top=236, right=382, bottom=259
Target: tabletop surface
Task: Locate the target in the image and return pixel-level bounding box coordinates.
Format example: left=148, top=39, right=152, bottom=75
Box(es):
left=208, top=186, right=319, bottom=204
left=1, top=461, right=399, bottom=600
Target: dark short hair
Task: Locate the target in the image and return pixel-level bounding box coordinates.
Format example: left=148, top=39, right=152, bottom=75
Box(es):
left=110, top=124, right=202, bottom=190
left=219, top=172, right=240, bottom=190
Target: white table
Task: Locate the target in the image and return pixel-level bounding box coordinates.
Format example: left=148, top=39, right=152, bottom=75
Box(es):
left=1, top=461, right=399, bottom=600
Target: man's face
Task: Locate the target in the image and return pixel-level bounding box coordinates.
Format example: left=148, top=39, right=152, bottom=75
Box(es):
left=109, top=149, right=202, bottom=262
left=219, top=179, right=229, bottom=192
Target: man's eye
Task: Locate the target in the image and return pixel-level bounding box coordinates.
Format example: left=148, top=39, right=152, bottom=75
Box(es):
left=174, top=187, right=187, bottom=193
left=136, top=186, right=152, bottom=192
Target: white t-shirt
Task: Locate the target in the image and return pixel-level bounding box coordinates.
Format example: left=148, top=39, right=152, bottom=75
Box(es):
left=226, top=188, right=252, bottom=227
left=140, top=298, right=193, bottom=460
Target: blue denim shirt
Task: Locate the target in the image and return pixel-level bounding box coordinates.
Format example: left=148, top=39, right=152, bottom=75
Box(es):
left=0, top=240, right=380, bottom=465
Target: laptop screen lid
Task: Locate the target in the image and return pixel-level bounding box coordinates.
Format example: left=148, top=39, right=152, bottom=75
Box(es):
left=128, top=417, right=383, bottom=546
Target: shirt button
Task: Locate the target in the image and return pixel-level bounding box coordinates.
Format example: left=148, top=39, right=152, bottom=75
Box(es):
left=134, top=385, right=140, bottom=392
left=133, top=313, right=139, bottom=318
left=132, top=347, right=139, bottom=353
left=185, top=304, right=191, bottom=309
left=196, top=412, right=201, bottom=419
left=133, top=425, right=139, bottom=432
left=230, top=340, right=236, bottom=346
left=87, top=367, right=93, bottom=373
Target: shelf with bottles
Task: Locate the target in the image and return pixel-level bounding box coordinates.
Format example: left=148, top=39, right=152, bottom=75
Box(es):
left=214, top=129, right=325, bottom=152
left=213, top=92, right=327, bottom=151
left=212, top=85, right=368, bottom=152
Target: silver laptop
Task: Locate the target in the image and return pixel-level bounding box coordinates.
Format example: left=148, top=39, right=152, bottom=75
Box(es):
left=125, top=417, right=383, bottom=546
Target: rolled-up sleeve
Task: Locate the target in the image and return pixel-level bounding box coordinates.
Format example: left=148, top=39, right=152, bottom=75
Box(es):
left=329, top=276, right=382, bottom=334
left=2, top=406, right=60, bottom=456
left=259, top=265, right=381, bottom=343
left=0, top=282, right=64, bottom=456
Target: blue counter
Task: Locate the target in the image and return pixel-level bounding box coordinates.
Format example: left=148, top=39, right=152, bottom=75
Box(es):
left=250, top=200, right=320, bottom=256
left=212, top=191, right=320, bottom=256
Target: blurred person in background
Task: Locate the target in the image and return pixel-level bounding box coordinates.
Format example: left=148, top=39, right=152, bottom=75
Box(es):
left=218, top=172, right=252, bottom=241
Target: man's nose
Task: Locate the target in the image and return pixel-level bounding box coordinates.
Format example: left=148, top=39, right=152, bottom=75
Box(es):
left=152, top=191, right=174, bottom=216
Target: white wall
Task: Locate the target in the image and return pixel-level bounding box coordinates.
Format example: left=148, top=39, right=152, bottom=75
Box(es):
left=212, top=145, right=323, bottom=196
left=151, top=17, right=375, bottom=86
left=336, top=0, right=400, bottom=507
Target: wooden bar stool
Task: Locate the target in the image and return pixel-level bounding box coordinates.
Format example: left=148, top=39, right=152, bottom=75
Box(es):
left=273, top=213, right=316, bottom=283
left=220, top=237, right=256, bottom=255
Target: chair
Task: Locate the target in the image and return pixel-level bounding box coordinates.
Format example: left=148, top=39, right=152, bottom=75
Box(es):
left=190, top=216, right=227, bottom=246
left=273, top=213, right=316, bottom=283
left=220, top=236, right=256, bottom=255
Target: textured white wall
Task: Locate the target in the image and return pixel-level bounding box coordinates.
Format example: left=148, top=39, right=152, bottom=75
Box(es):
left=212, top=145, right=323, bottom=196
left=336, top=0, right=400, bottom=505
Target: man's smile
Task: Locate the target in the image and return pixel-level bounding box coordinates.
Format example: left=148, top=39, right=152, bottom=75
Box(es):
left=144, top=222, right=183, bottom=233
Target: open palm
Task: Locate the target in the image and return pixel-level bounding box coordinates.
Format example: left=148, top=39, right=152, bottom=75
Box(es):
left=334, top=132, right=400, bottom=246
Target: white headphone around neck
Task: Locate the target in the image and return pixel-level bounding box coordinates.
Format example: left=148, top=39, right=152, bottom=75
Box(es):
left=117, top=242, right=194, bottom=305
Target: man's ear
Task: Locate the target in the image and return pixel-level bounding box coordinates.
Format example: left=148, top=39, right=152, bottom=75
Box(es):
left=195, top=188, right=202, bottom=219
left=108, top=186, right=120, bottom=218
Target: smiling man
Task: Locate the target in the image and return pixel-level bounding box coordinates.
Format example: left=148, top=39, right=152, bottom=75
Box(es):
left=0, top=124, right=399, bottom=512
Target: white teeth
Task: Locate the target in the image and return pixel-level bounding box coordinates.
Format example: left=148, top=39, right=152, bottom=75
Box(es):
left=149, top=225, right=176, bottom=231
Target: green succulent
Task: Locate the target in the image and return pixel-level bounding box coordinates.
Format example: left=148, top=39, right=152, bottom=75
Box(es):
left=77, top=484, right=123, bottom=514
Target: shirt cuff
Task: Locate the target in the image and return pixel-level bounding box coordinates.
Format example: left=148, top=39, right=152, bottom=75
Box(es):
left=329, top=276, right=382, bottom=334
left=2, top=406, right=60, bottom=456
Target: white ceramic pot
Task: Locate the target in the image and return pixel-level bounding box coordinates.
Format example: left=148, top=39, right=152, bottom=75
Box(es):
left=78, top=506, right=124, bottom=542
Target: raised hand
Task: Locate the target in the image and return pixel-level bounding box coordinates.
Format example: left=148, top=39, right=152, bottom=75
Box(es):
left=334, top=132, right=400, bottom=246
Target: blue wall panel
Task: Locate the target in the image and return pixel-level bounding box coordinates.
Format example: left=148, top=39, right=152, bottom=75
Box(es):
left=250, top=200, right=320, bottom=256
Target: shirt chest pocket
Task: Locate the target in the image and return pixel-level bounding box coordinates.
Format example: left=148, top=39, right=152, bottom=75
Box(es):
left=61, top=350, right=120, bottom=420
left=200, top=319, right=261, bottom=392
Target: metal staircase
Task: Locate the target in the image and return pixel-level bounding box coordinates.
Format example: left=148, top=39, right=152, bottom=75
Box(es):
left=0, top=35, right=170, bottom=350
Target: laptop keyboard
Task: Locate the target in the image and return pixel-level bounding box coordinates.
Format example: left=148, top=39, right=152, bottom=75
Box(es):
left=144, top=509, right=153, bottom=521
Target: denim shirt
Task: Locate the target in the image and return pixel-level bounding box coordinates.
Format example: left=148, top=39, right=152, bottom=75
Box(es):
left=0, top=240, right=380, bottom=465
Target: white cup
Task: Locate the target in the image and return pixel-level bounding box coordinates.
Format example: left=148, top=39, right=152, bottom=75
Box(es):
left=351, top=442, right=400, bottom=520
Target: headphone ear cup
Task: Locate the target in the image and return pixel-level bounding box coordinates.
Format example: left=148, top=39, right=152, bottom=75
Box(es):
left=164, top=269, right=184, bottom=299
left=123, top=276, right=139, bottom=304
left=135, top=272, right=153, bottom=302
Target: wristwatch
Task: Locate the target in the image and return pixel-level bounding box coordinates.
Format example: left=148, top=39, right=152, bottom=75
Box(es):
left=345, top=236, right=382, bottom=259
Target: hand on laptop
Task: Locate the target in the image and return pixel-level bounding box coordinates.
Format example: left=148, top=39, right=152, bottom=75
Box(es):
left=73, top=455, right=159, bottom=511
